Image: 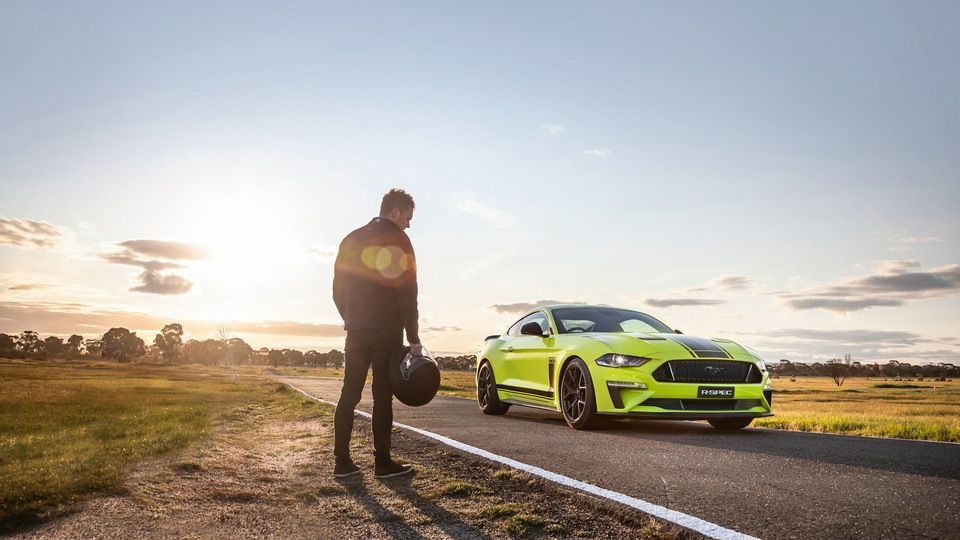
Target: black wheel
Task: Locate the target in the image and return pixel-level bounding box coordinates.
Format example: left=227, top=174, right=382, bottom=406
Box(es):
left=477, top=361, right=510, bottom=415
left=560, top=358, right=601, bottom=430
left=708, top=417, right=754, bottom=430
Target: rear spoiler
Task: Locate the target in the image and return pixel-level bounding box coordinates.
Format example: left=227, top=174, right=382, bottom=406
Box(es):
left=484, top=334, right=501, bottom=341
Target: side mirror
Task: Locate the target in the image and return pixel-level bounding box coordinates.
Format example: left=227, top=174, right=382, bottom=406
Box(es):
left=674, top=329, right=683, bottom=334
left=520, top=322, right=547, bottom=337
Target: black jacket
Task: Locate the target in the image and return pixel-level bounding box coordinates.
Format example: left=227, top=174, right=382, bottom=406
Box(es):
left=333, top=217, right=420, bottom=344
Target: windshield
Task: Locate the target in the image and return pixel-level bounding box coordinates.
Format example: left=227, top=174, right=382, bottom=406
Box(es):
left=552, top=307, right=674, bottom=334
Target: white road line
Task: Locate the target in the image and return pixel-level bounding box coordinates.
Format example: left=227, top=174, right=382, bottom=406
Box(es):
left=286, top=382, right=761, bottom=540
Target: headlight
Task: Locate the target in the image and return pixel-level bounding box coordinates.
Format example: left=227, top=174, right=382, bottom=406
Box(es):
left=744, top=345, right=767, bottom=371
left=596, top=353, right=650, bottom=368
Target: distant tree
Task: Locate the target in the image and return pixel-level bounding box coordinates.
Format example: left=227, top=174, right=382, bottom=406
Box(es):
left=101, top=327, right=145, bottom=363
left=267, top=349, right=284, bottom=367
left=66, top=334, right=85, bottom=359
left=304, top=350, right=322, bottom=367
left=153, top=323, right=184, bottom=362
left=825, top=358, right=850, bottom=387
left=225, top=337, right=254, bottom=365
left=880, top=360, right=901, bottom=378
left=203, top=339, right=226, bottom=365
left=84, top=338, right=103, bottom=357
left=775, top=359, right=797, bottom=377
left=282, top=349, right=304, bottom=366
left=0, top=333, right=16, bottom=358
left=180, top=339, right=202, bottom=364
left=17, top=330, right=45, bottom=358
left=327, top=349, right=344, bottom=369
left=43, top=336, right=64, bottom=358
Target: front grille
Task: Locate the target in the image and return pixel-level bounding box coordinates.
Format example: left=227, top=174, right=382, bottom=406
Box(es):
left=643, top=398, right=762, bottom=411
left=652, top=360, right=761, bottom=383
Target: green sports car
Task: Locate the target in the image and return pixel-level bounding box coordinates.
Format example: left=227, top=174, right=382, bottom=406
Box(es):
left=476, top=304, right=773, bottom=430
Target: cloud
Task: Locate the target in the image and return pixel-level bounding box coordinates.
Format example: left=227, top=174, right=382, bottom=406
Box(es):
left=423, top=325, right=463, bottom=333
left=119, top=239, right=206, bottom=260
left=889, top=235, right=942, bottom=245
left=582, top=147, right=612, bottom=157
left=784, top=298, right=903, bottom=312
left=0, top=300, right=168, bottom=336
left=688, top=274, right=752, bottom=292
left=709, top=275, right=751, bottom=291
left=780, top=261, right=960, bottom=313
left=0, top=217, right=65, bottom=249
left=8, top=282, right=54, bottom=292
left=645, top=298, right=726, bottom=308
left=130, top=271, right=194, bottom=295
left=490, top=300, right=584, bottom=315
left=99, top=239, right=207, bottom=296
left=227, top=320, right=345, bottom=338
left=0, top=300, right=346, bottom=340
left=761, top=328, right=924, bottom=347
left=1, top=274, right=109, bottom=300
left=454, top=197, right=516, bottom=228
left=747, top=327, right=952, bottom=364
left=540, top=123, right=566, bottom=135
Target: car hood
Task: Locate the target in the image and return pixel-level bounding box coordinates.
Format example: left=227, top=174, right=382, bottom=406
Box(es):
left=583, top=333, right=759, bottom=361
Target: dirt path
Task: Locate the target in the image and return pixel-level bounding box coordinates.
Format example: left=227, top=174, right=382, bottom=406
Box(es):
left=9, top=394, right=692, bottom=539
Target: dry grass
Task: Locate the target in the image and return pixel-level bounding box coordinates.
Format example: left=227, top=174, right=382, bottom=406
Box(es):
left=754, top=376, right=960, bottom=442
left=0, top=361, right=311, bottom=531
left=1, top=361, right=696, bottom=539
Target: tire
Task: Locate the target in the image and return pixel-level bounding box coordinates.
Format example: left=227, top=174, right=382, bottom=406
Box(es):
left=708, top=417, right=754, bottom=430
left=477, top=361, right=510, bottom=415
left=560, top=358, right=601, bottom=430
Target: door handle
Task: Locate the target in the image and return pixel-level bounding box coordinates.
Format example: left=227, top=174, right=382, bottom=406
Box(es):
left=502, top=346, right=514, bottom=352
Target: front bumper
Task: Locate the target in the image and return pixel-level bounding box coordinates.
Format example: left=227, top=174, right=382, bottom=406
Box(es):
left=598, top=364, right=773, bottom=419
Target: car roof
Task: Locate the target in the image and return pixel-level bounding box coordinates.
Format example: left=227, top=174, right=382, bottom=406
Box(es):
left=524, top=304, right=633, bottom=315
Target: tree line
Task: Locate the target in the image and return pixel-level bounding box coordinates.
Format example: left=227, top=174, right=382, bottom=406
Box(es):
left=769, top=358, right=959, bottom=382
left=0, top=326, right=478, bottom=371
left=8, top=327, right=954, bottom=378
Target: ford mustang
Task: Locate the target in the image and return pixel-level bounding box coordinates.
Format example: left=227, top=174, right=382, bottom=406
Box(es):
left=476, top=304, right=773, bottom=430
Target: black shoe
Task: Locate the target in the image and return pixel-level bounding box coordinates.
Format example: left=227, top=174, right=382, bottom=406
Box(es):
left=374, top=460, right=413, bottom=479
left=333, top=461, right=361, bottom=478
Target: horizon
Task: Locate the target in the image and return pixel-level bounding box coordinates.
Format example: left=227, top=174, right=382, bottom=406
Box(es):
left=2, top=2, right=957, bottom=365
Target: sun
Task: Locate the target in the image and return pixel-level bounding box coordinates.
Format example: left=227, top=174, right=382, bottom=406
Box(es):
left=186, top=193, right=297, bottom=290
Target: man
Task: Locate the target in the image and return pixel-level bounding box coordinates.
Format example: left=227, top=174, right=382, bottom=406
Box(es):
left=332, top=188, right=422, bottom=479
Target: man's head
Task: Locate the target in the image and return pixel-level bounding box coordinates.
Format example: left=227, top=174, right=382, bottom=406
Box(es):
left=380, top=188, right=416, bottom=230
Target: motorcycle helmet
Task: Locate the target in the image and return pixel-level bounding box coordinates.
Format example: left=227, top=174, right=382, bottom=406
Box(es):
left=389, top=346, right=440, bottom=406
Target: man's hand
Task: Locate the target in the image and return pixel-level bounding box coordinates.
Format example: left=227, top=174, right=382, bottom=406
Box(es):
left=410, top=343, right=424, bottom=357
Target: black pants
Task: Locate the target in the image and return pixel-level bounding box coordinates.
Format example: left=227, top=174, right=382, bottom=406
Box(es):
left=334, top=329, right=402, bottom=465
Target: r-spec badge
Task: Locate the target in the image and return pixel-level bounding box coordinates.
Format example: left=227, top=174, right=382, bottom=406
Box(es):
left=698, top=386, right=734, bottom=398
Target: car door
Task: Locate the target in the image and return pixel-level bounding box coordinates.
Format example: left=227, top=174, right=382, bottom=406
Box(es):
left=499, top=311, right=558, bottom=401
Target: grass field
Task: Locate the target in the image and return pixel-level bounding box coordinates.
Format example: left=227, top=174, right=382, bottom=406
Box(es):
left=0, top=361, right=318, bottom=530
left=1, top=361, right=685, bottom=539
left=754, top=376, right=960, bottom=442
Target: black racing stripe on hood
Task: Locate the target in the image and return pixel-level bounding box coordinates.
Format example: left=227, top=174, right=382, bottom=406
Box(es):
left=666, top=335, right=732, bottom=359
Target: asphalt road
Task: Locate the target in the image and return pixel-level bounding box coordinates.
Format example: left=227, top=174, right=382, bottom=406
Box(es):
left=278, top=376, right=960, bottom=540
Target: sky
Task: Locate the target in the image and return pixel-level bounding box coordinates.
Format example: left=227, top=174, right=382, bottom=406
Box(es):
left=1, top=1, right=958, bottom=365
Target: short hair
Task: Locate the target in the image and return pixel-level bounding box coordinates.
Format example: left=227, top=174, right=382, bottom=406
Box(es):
left=379, top=188, right=416, bottom=216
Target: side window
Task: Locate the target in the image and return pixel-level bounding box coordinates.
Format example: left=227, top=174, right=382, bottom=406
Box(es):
left=506, top=318, right=524, bottom=337
left=520, top=312, right=550, bottom=335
